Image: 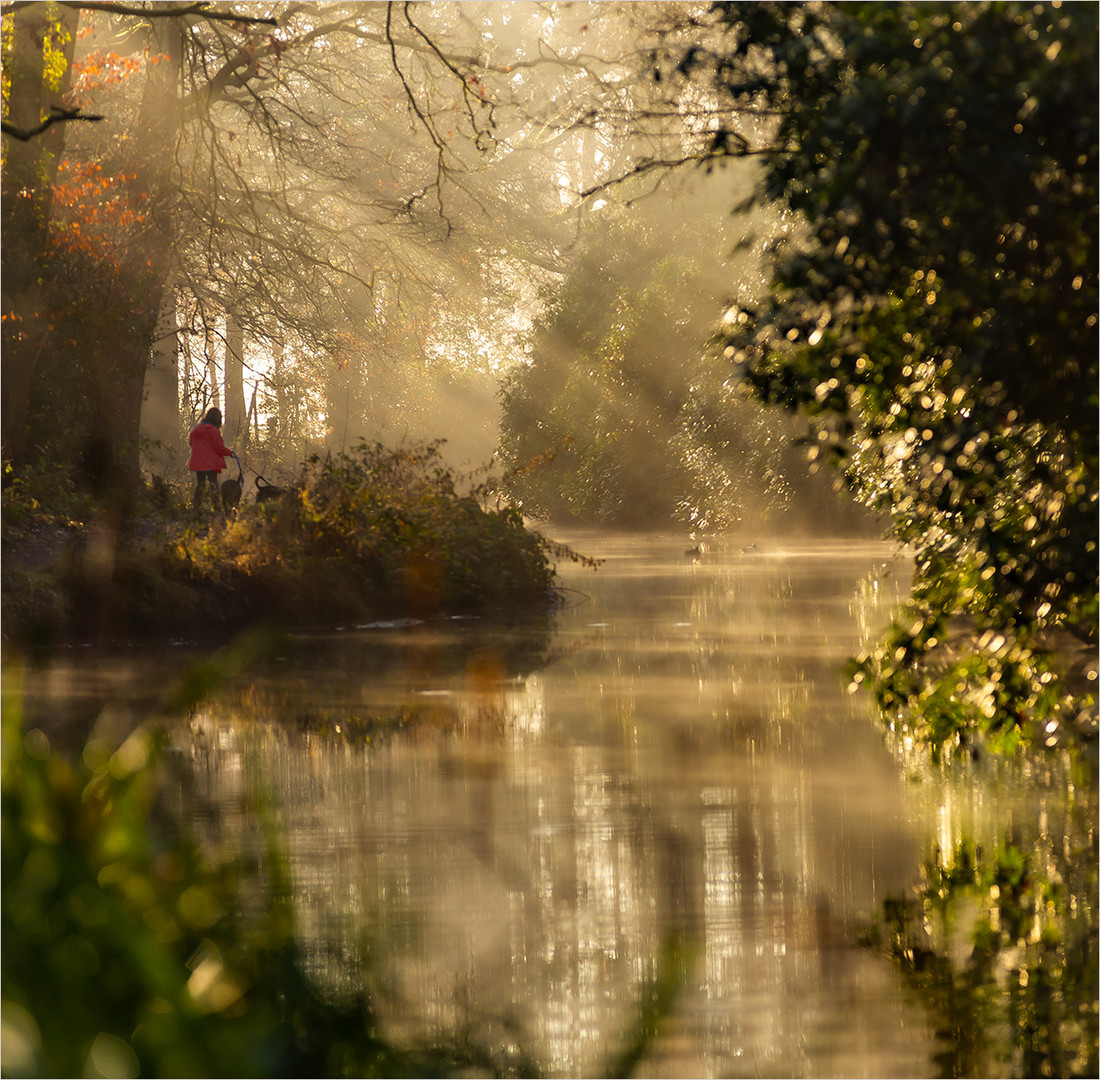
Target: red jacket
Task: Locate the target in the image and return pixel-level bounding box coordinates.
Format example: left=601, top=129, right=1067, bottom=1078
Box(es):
left=188, top=423, right=233, bottom=472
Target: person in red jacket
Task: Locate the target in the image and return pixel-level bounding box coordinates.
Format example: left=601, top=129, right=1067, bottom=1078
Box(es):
left=188, top=407, right=234, bottom=514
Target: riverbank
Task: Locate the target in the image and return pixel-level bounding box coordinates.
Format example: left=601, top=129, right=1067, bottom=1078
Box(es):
left=1, top=444, right=560, bottom=649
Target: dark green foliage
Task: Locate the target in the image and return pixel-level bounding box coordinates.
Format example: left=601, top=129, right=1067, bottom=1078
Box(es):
left=664, top=1, right=1098, bottom=754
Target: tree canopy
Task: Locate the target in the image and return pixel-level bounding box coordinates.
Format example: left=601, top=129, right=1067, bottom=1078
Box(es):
left=497, top=183, right=867, bottom=533
left=657, top=0, right=1098, bottom=754
left=0, top=2, right=674, bottom=487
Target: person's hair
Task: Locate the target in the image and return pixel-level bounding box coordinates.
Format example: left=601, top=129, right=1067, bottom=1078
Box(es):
left=202, top=407, right=222, bottom=427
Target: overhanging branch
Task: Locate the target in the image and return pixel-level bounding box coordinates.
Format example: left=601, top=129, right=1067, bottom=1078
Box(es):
left=578, top=142, right=778, bottom=201
left=0, top=1, right=277, bottom=25
left=1, top=106, right=104, bottom=142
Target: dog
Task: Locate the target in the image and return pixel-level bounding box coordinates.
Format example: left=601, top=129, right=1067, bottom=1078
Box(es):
left=220, top=476, right=242, bottom=513
left=221, top=454, right=244, bottom=513
left=254, top=475, right=287, bottom=504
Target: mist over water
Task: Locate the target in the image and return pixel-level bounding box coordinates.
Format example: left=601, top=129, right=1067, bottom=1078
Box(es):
left=158, top=535, right=926, bottom=1076
left=18, top=529, right=1091, bottom=1075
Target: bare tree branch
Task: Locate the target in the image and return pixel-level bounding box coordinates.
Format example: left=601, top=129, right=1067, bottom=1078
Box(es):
left=402, top=0, right=495, bottom=153
left=1, top=1, right=277, bottom=25
left=384, top=0, right=448, bottom=227
left=578, top=144, right=781, bottom=201
left=1, top=105, right=104, bottom=141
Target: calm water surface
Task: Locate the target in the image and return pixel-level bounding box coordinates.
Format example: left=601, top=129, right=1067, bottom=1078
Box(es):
left=172, top=534, right=941, bottom=1078
left=21, top=533, right=1088, bottom=1076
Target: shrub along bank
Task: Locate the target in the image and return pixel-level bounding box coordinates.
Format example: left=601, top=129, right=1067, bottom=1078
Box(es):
left=1, top=442, right=558, bottom=647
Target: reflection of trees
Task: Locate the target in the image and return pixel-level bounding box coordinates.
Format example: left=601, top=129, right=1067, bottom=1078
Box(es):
left=169, top=540, right=935, bottom=1076
left=881, top=833, right=1097, bottom=1078
left=873, top=755, right=1098, bottom=1079
left=175, top=709, right=933, bottom=1076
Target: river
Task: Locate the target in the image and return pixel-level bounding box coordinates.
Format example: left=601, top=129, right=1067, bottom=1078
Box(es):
left=18, top=532, right=1096, bottom=1078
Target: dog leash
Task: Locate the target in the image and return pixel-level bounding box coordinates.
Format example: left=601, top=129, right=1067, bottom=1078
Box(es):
left=236, top=455, right=286, bottom=493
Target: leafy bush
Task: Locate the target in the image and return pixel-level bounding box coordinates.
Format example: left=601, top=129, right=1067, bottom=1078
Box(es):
left=2, top=442, right=557, bottom=646
left=182, top=441, right=556, bottom=627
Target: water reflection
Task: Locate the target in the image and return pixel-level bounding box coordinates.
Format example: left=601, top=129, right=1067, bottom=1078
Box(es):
left=161, top=536, right=938, bottom=1077
left=22, top=534, right=1092, bottom=1076
left=877, top=736, right=1098, bottom=1078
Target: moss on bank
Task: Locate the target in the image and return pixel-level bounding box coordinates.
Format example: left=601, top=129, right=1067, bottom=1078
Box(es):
left=2, top=443, right=559, bottom=647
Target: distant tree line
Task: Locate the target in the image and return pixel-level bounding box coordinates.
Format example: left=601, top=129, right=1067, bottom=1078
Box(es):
left=498, top=195, right=873, bottom=534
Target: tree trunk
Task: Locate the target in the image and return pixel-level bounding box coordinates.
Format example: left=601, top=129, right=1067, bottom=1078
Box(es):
left=141, top=288, right=183, bottom=475
left=13, top=12, right=182, bottom=498
left=1, top=3, right=54, bottom=464
left=72, top=15, right=181, bottom=498
left=205, top=331, right=221, bottom=412
left=94, top=15, right=182, bottom=495
left=324, top=360, right=352, bottom=454
left=224, top=311, right=247, bottom=449
left=271, top=336, right=290, bottom=460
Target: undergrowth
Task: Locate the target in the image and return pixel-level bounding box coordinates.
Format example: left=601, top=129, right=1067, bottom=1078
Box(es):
left=2, top=442, right=564, bottom=645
